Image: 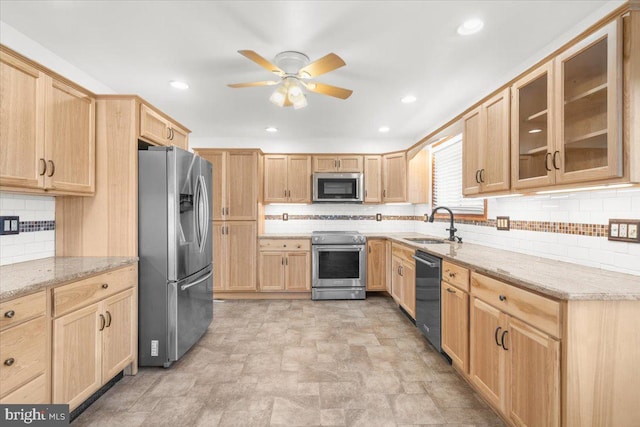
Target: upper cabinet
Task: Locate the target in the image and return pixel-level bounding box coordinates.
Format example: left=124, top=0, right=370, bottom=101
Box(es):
left=0, top=46, right=95, bottom=196
left=383, top=152, right=407, bottom=202
left=513, top=20, right=623, bottom=190
left=264, top=155, right=311, bottom=203
left=139, top=103, right=190, bottom=150
left=312, top=155, right=363, bottom=172
left=364, top=155, right=382, bottom=203
left=463, top=88, right=511, bottom=196
left=195, top=150, right=259, bottom=221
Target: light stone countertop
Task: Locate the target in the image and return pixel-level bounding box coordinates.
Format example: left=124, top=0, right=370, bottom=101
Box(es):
left=0, top=257, right=138, bottom=301
left=260, top=232, right=640, bottom=301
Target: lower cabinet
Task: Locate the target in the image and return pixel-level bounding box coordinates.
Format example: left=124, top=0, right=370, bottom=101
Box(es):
left=441, top=261, right=470, bottom=375
left=391, top=244, right=416, bottom=318
left=214, top=221, right=257, bottom=292
left=366, top=238, right=389, bottom=291
left=259, top=239, right=311, bottom=292
left=51, top=265, right=137, bottom=411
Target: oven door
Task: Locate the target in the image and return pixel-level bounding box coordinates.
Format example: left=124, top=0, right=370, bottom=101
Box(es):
left=312, top=244, right=366, bottom=288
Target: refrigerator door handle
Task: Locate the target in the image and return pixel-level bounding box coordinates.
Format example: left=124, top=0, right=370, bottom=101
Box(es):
left=194, top=175, right=209, bottom=252
left=180, top=270, right=213, bottom=291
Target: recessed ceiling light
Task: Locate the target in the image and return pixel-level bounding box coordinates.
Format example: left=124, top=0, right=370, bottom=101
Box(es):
left=169, top=80, right=189, bottom=90
left=265, top=127, right=278, bottom=133
left=401, top=95, right=417, bottom=104
left=378, top=126, right=390, bottom=133
left=528, top=128, right=542, bottom=134
left=457, top=18, right=484, bottom=36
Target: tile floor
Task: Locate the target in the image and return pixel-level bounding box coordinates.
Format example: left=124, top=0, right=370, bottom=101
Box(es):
left=73, top=295, right=504, bottom=426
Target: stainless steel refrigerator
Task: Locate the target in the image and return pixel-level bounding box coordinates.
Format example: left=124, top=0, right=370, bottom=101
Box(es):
left=138, top=146, right=213, bottom=367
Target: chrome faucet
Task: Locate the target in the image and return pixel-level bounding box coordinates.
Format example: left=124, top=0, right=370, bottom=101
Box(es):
left=428, top=206, right=462, bottom=243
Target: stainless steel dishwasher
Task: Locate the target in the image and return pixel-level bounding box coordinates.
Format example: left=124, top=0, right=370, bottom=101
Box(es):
left=413, top=250, right=442, bottom=352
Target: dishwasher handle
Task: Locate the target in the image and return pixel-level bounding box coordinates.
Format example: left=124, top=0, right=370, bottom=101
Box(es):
left=412, top=255, right=438, bottom=268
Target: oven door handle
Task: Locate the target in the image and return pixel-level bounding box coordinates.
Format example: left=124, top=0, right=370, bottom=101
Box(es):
left=313, top=245, right=364, bottom=251
left=412, top=255, right=438, bottom=268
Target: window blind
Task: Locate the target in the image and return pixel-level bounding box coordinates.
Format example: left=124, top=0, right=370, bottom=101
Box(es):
left=432, top=134, right=485, bottom=215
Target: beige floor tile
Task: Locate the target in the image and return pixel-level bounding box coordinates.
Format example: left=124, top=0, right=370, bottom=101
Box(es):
left=270, top=396, right=321, bottom=426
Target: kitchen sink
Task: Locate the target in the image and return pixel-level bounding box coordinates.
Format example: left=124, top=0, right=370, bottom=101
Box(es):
left=405, top=237, right=446, bottom=244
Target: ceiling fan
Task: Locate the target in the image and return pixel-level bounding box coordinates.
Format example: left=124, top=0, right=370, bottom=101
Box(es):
left=228, top=50, right=353, bottom=109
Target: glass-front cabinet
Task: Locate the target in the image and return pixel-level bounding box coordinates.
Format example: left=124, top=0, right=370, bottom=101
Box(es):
left=512, top=19, right=622, bottom=190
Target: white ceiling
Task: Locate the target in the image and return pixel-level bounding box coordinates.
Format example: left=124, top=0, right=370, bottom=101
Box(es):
left=0, top=1, right=624, bottom=149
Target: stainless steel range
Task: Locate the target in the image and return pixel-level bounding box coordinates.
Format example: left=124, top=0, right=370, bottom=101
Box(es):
left=311, top=231, right=366, bottom=300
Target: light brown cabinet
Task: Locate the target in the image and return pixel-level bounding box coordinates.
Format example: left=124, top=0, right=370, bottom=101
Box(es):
left=390, top=244, right=416, bottom=318
left=52, top=265, right=137, bottom=411
left=213, top=221, right=257, bottom=292
left=0, top=46, right=95, bottom=195
left=463, top=88, right=511, bottom=196
left=363, top=155, right=383, bottom=203
left=258, top=239, right=311, bottom=292
left=140, top=103, right=189, bottom=149
left=196, top=150, right=258, bottom=221
left=441, top=261, right=470, bottom=375
left=312, top=155, right=363, bottom=172
left=383, top=152, right=407, bottom=202
left=264, top=154, right=311, bottom=203
left=366, top=238, right=389, bottom=291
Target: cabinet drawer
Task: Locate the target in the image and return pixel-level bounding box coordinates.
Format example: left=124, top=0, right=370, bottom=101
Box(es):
left=0, top=316, right=47, bottom=397
left=471, top=272, right=561, bottom=338
left=391, top=244, right=414, bottom=264
left=0, top=291, right=46, bottom=331
left=442, top=261, right=469, bottom=292
left=0, top=373, right=47, bottom=404
left=259, top=239, right=310, bottom=251
left=53, top=265, right=136, bottom=317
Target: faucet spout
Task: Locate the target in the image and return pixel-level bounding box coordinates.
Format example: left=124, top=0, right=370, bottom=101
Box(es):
left=428, top=206, right=458, bottom=242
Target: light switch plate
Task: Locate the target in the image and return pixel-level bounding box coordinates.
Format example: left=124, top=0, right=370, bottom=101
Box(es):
left=0, top=216, right=19, bottom=235
left=608, top=219, right=640, bottom=243
left=496, top=216, right=510, bottom=231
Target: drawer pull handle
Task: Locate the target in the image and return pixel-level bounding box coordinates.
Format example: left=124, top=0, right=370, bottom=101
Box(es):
left=99, top=314, right=106, bottom=331
left=4, top=358, right=15, bottom=366
left=102, top=283, right=109, bottom=289
left=494, top=326, right=502, bottom=347
left=501, top=330, right=509, bottom=351
left=499, top=295, right=506, bottom=301
left=4, top=310, right=15, bottom=319
left=446, top=287, right=456, bottom=294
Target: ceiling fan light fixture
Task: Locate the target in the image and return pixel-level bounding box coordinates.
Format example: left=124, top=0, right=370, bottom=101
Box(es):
left=292, top=94, right=308, bottom=110
left=269, top=85, right=288, bottom=107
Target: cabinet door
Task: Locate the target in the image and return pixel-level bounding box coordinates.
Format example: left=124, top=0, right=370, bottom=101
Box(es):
left=287, top=155, right=311, bottom=203
left=0, top=51, right=45, bottom=190
left=401, top=261, right=416, bottom=319
left=259, top=252, right=285, bottom=291
left=462, top=106, right=482, bottom=196
left=390, top=256, right=403, bottom=303
left=470, top=297, right=507, bottom=412
left=212, top=222, right=226, bottom=291
left=441, top=283, right=469, bottom=374
left=507, top=317, right=560, bottom=427
left=264, top=155, right=288, bottom=202
left=227, top=152, right=257, bottom=220
left=202, top=152, right=226, bottom=221
left=102, top=289, right=135, bottom=382
left=363, top=155, right=382, bottom=203
left=512, top=62, right=556, bottom=189
left=481, top=88, right=510, bottom=193
left=337, top=155, right=363, bottom=172
left=169, top=125, right=189, bottom=150
left=45, top=79, right=95, bottom=193
left=226, top=221, right=257, bottom=291
left=312, top=156, right=338, bottom=172
left=383, top=152, right=407, bottom=202
left=52, top=302, right=102, bottom=410
left=140, top=104, right=169, bottom=145
left=286, top=252, right=310, bottom=291
left=366, top=239, right=387, bottom=291
left=555, top=19, right=622, bottom=184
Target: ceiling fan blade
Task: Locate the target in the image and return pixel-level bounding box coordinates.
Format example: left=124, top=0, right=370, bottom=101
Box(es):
left=238, top=50, right=284, bottom=76
left=227, top=81, right=279, bottom=88
left=298, top=53, right=345, bottom=78
left=304, top=82, right=353, bottom=100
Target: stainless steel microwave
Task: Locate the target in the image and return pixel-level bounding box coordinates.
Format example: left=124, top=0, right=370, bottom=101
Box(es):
left=313, top=172, right=363, bottom=203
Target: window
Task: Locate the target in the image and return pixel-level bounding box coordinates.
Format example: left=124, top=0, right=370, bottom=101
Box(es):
left=431, top=134, right=485, bottom=215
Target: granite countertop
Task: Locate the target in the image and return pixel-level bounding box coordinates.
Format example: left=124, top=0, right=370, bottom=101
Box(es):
left=261, top=232, right=640, bottom=301
left=0, top=257, right=138, bottom=301
left=259, top=234, right=312, bottom=239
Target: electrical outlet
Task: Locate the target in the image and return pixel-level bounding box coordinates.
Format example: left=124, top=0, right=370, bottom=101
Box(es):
left=282, top=213, right=288, bottom=221
left=376, top=213, right=382, bottom=222
left=0, top=216, right=20, bottom=235
left=496, top=216, right=510, bottom=231
left=609, top=219, right=640, bottom=243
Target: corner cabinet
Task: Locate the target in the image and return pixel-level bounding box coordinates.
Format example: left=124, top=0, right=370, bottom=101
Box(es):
left=263, top=154, right=311, bottom=203
left=463, top=88, right=511, bottom=196
left=0, top=46, right=95, bottom=195
left=258, top=239, right=311, bottom=292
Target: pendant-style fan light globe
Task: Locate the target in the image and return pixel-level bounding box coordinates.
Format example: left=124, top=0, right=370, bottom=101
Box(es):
left=228, top=50, right=352, bottom=109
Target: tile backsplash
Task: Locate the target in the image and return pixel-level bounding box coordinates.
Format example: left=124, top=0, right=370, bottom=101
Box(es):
left=0, top=192, right=56, bottom=266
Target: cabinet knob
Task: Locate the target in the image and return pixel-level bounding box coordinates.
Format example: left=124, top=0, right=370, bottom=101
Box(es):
left=448, top=271, right=456, bottom=278
left=283, top=244, right=287, bottom=247
left=102, top=283, right=109, bottom=289
left=296, top=245, right=301, bottom=248
left=4, top=358, right=15, bottom=366
left=499, top=295, right=506, bottom=301
left=4, top=310, right=15, bottom=319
